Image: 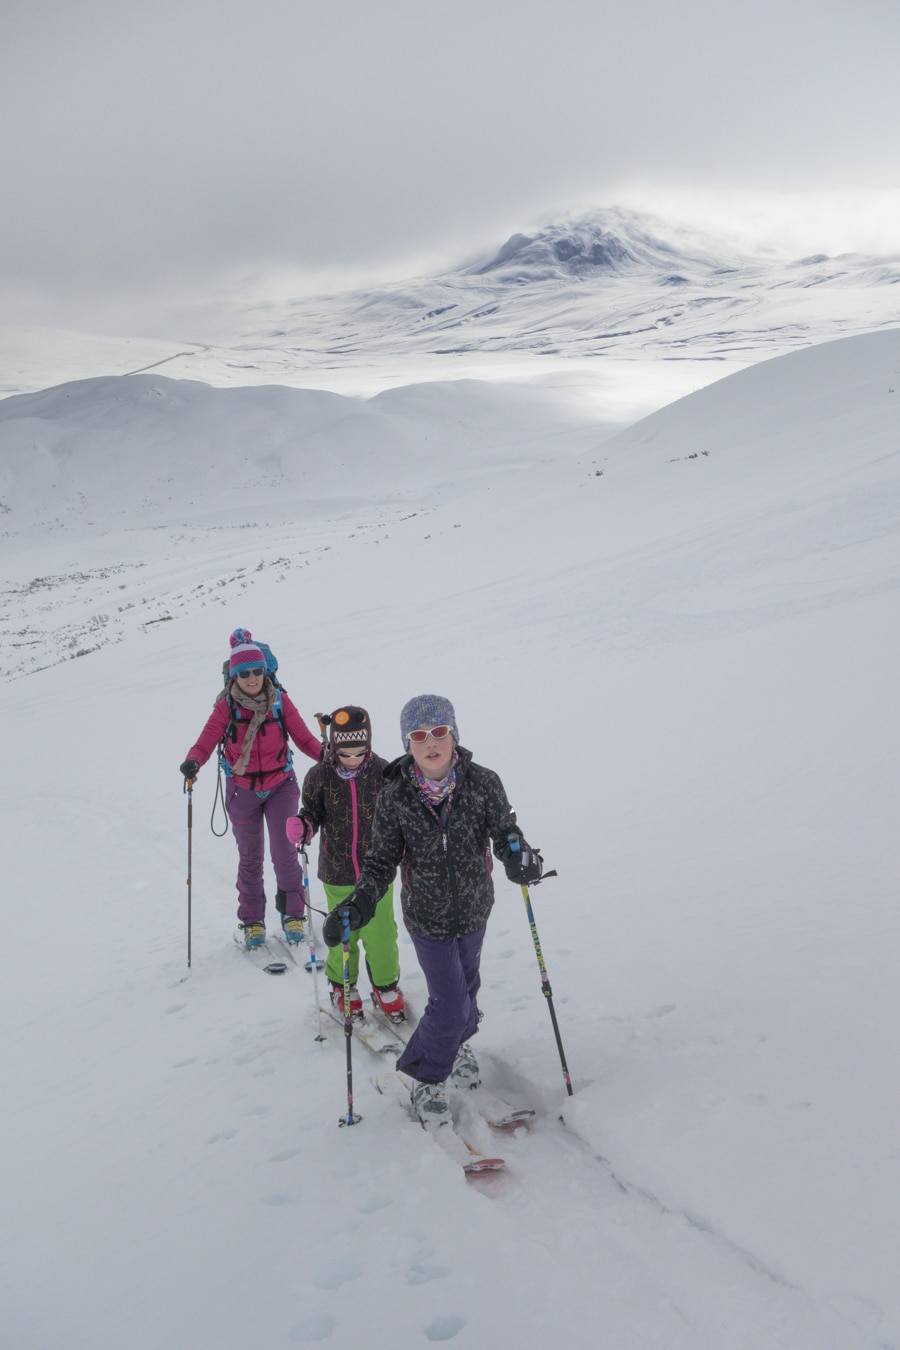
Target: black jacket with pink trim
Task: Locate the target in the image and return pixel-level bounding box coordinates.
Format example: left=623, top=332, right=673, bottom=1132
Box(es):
left=300, top=752, right=388, bottom=886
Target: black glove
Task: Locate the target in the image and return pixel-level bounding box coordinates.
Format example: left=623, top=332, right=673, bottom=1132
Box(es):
left=501, top=834, right=544, bottom=885
left=180, top=759, right=200, bottom=780
left=322, top=899, right=365, bottom=947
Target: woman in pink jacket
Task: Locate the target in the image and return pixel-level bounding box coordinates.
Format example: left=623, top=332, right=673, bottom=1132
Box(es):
left=180, top=629, right=321, bottom=949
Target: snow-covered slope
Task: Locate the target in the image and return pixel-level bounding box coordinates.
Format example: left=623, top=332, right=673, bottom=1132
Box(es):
left=2, top=331, right=900, bottom=1348
left=0, top=373, right=610, bottom=679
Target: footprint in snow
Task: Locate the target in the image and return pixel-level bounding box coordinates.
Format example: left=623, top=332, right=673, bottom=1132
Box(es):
left=407, top=1249, right=450, bottom=1285
left=207, top=1127, right=237, bottom=1143
left=233, top=1049, right=261, bottom=1064
left=314, top=1259, right=364, bottom=1290
left=425, top=1314, right=466, bottom=1341
left=357, top=1193, right=392, bottom=1213
left=289, top=1313, right=337, bottom=1342
left=271, top=1147, right=304, bottom=1163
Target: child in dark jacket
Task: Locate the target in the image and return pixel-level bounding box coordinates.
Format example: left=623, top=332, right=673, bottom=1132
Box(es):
left=321, top=695, right=543, bottom=1129
left=286, top=706, right=403, bottom=1020
left=180, top=629, right=320, bottom=948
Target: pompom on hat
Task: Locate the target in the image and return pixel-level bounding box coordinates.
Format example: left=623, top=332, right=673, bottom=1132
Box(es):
left=400, top=695, right=458, bottom=748
left=328, top=706, right=371, bottom=748
left=228, top=627, right=266, bottom=677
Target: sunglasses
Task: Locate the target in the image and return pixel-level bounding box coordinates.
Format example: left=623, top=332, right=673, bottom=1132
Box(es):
left=408, top=725, right=453, bottom=743
left=336, top=748, right=366, bottom=759
left=237, top=667, right=265, bottom=679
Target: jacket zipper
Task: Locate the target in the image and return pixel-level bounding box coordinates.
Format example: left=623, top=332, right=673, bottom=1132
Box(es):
left=440, top=816, right=462, bottom=934
left=350, top=777, right=360, bottom=880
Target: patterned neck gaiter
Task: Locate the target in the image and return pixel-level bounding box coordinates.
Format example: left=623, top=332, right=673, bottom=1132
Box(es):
left=410, top=753, right=458, bottom=807
left=333, top=748, right=371, bottom=781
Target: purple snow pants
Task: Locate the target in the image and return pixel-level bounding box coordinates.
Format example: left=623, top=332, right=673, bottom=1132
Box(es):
left=226, top=771, right=305, bottom=927
left=396, top=927, right=485, bottom=1084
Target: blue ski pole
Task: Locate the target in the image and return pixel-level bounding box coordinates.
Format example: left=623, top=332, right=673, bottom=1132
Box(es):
left=338, top=911, right=362, bottom=1126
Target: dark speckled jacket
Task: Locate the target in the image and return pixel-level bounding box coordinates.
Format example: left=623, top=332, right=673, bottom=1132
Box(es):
left=351, top=746, right=528, bottom=941
left=300, top=751, right=389, bottom=886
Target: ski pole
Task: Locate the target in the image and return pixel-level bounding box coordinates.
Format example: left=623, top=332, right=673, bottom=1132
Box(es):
left=299, top=848, right=326, bottom=1043
left=315, top=712, right=331, bottom=761
left=508, top=836, right=572, bottom=1096
left=338, top=912, right=362, bottom=1126
left=184, top=775, right=194, bottom=969
left=520, top=882, right=572, bottom=1095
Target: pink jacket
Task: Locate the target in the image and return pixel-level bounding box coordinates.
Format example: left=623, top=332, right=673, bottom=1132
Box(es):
left=186, top=690, right=320, bottom=791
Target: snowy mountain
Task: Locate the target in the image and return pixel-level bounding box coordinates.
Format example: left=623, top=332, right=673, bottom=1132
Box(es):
left=3, top=207, right=899, bottom=404
left=168, top=208, right=900, bottom=388
left=2, top=329, right=900, bottom=1347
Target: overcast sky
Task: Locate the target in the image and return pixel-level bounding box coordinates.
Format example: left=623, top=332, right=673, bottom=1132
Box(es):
left=3, top=0, right=899, bottom=330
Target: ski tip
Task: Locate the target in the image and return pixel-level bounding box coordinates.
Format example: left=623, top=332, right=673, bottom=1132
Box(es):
left=464, top=1156, right=506, bottom=1173
left=487, top=1108, right=536, bottom=1131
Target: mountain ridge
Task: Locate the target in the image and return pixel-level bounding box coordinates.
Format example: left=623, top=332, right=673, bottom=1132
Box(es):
left=2, top=206, right=898, bottom=401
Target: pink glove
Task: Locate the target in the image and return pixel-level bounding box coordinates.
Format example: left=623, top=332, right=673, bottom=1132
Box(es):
left=285, top=815, right=313, bottom=847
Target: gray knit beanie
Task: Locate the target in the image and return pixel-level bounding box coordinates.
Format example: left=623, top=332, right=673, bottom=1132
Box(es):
left=400, top=695, right=459, bottom=748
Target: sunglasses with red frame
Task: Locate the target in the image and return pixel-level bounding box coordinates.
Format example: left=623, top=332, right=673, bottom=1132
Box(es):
left=407, top=725, right=453, bottom=743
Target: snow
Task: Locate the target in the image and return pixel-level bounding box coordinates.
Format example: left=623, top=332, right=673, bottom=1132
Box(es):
left=2, top=324, right=900, bottom=1348
left=3, top=207, right=899, bottom=407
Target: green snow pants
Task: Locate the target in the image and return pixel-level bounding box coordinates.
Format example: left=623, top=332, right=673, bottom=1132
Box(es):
left=322, top=881, right=400, bottom=989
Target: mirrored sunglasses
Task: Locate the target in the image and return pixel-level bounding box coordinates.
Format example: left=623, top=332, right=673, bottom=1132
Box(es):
left=237, top=667, right=265, bottom=679
left=408, top=725, right=453, bottom=743
left=336, top=748, right=367, bottom=759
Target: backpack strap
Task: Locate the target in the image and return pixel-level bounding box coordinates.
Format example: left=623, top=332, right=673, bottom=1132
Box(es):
left=219, top=689, right=293, bottom=787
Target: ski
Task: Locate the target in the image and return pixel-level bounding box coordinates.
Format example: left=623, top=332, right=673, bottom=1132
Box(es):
left=428, top=1122, right=506, bottom=1174
left=454, top=1085, right=536, bottom=1133
left=233, top=930, right=289, bottom=975
left=271, top=931, right=305, bottom=964
left=366, top=1008, right=535, bottom=1133
left=372, top=1072, right=505, bottom=1174
left=318, top=1003, right=403, bottom=1056
left=366, top=999, right=413, bottom=1043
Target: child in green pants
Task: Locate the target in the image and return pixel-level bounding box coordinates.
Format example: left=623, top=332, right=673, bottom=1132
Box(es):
left=286, top=706, right=404, bottom=1020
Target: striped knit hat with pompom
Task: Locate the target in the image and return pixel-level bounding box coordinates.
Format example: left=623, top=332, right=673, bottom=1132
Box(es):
left=228, top=628, right=266, bottom=677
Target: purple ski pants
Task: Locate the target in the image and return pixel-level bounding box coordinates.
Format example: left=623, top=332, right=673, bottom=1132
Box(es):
left=226, top=772, right=305, bottom=927
left=396, top=927, right=485, bottom=1084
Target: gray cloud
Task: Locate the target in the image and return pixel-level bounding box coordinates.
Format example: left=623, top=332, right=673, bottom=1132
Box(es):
left=3, top=0, right=899, bottom=326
